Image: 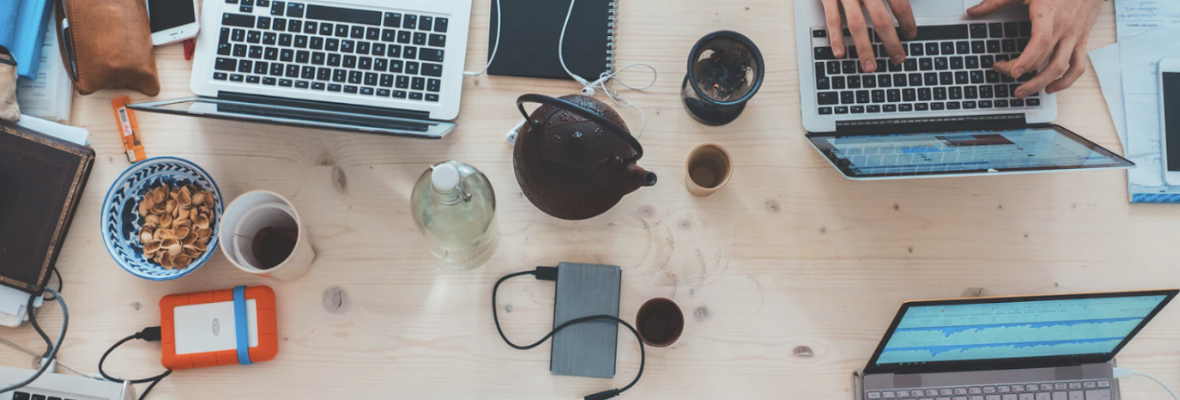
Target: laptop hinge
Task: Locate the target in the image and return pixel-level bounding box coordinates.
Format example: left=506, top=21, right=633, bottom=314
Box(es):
left=217, top=91, right=432, bottom=120
left=834, top=113, right=1027, bottom=135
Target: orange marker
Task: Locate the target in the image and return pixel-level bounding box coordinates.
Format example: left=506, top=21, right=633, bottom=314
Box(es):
left=112, top=96, right=146, bottom=163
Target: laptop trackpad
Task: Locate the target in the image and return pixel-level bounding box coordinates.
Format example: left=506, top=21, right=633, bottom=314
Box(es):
left=909, top=0, right=967, bottom=18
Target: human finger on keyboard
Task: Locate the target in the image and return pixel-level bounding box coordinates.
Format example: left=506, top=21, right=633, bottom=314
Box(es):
left=1010, top=35, right=1078, bottom=98
left=865, top=0, right=906, bottom=65
left=821, top=0, right=848, bottom=58
left=839, top=0, right=878, bottom=72
left=1044, top=44, right=1089, bottom=94
left=886, top=0, right=917, bottom=42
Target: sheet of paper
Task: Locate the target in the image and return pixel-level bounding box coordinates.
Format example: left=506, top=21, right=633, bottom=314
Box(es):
left=1116, top=0, right=1180, bottom=202
left=15, top=9, right=71, bottom=123
left=16, top=114, right=88, bottom=145
left=1090, top=44, right=1126, bottom=149
left=0, top=285, right=31, bottom=328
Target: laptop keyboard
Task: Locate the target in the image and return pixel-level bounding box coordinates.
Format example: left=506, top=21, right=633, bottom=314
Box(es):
left=213, top=0, right=448, bottom=102
left=811, top=22, right=1043, bottom=116
left=12, top=391, right=79, bottom=400
left=866, top=379, right=1112, bottom=400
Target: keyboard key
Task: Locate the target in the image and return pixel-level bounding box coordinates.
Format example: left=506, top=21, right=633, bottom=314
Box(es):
left=934, top=87, right=946, bottom=100
left=817, top=76, right=830, bottom=90
left=883, top=104, right=896, bottom=112
left=351, top=25, right=365, bottom=39
left=903, top=88, right=916, bottom=102
left=377, top=88, right=391, bottom=96
left=435, top=17, right=448, bottom=32
left=924, top=73, right=938, bottom=86
left=921, top=58, right=934, bottom=71
left=320, top=22, right=334, bottom=36
left=926, top=42, right=940, bottom=56
left=246, top=75, right=260, bottom=84
left=286, top=64, right=300, bottom=77
left=13, top=392, right=31, bottom=400
left=972, top=41, right=986, bottom=54
left=949, top=86, right=962, bottom=99
left=851, top=105, right=865, bottom=113
left=365, top=72, right=379, bottom=85
left=328, top=83, right=342, bottom=91
left=335, top=24, right=350, bottom=37
left=1018, top=38, right=1029, bottom=51
left=950, top=56, right=963, bottom=69
left=215, top=57, right=237, bottom=71
left=1002, top=39, right=1017, bottom=53
left=270, top=63, right=284, bottom=76
left=913, top=25, right=969, bottom=41
left=863, top=75, right=876, bottom=88
left=301, top=65, right=315, bottom=79
left=930, top=102, right=944, bottom=110
left=304, top=21, right=317, bottom=34
left=295, top=35, right=308, bottom=48
left=970, top=70, right=984, bottom=84
left=390, top=60, right=404, bottom=73
left=214, top=72, right=228, bottom=80
left=955, top=71, right=968, bottom=84
left=965, top=56, right=979, bottom=69
left=939, top=72, right=953, bottom=85
left=326, top=38, right=340, bottom=51
left=956, top=41, right=970, bottom=54
left=230, top=73, right=244, bottom=82
left=396, top=75, right=409, bottom=88
left=856, top=90, right=870, bottom=103
left=908, top=73, right=922, bottom=86
left=422, top=63, right=443, bottom=77
left=238, top=59, right=253, bottom=73
left=310, top=36, right=324, bottom=49
left=867, top=104, right=880, bottom=112
left=317, top=67, right=330, bottom=80
left=420, top=16, right=433, bottom=31
left=963, top=100, right=977, bottom=109
left=899, top=103, right=912, bottom=112
left=905, top=58, right=918, bottom=71
left=404, top=14, right=419, bottom=29
left=409, top=91, right=423, bottom=100
left=1019, top=22, right=1032, bottom=37
left=941, top=42, right=956, bottom=54
left=965, top=86, right=978, bottom=99
left=398, top=30, right=413, bottom=44
left=989, top=23, right=1003, bottom=38
left=1012, top=98, right=1024, bottom=107
left=909, top=43, right=924, bottom=56
left=970, top=23, right=988, bottom=38
left=372, top=43, right=386, bottom=57
left=413, top=32, right=427, bottom=45
left=263, top=32, right=277, bottom=45
left=979, top=85, right=993, bottom=98
left=1004, top=22, right=1019, bottom=38
left=946, top=101, right=960, bottom=110
left=270, top=1, right=285, bottom=16
left=887, top=89, right=900, bottom=102
left=287, top=2, right=304, bottom=17
left=348, top=70, right=363, bottom=83
left=341, top=39, right=355, bottom=53
left=919, top=87, right=932, bottom=100
left=932, top=58, right=946, bottom=70
left=247, top=30, right=262, bottom=43
left=981, top=55, right=994, bottom=68
left=394, top=90, right=408, bottom=98
left=223, top=13, right=256, bottom=28
left=384, top=12, right=402, bottom=28
left=892, top=73, right=906, bottom=87
left=848, top=75, right=861, bottom=89
left=306, top=4, right=382, bottom=25
left=915, top=103, right=928, bottom=111
left=420, top=48, right=444, bottom=62
left=819, top=106, right=833, bottom=114
left=280, top=48, right=294, bottom=61
left=360, top=87, right=375, bottom=95
left=344, top=85, right=359, bottom=93
left=841, top=91, right=854, bottom=104
left=879, top=75, right=892, bottom=87
left=1026, top=98, right=1040, bottom=106
left=332, top=69, right=347, bottom=82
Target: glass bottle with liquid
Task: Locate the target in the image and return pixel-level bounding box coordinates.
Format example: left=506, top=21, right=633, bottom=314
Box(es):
left=411, top=161, right=499, bottom=270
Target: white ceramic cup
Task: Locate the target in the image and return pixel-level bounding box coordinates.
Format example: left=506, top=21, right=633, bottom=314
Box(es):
left=218, top=190, right=315, bottom=281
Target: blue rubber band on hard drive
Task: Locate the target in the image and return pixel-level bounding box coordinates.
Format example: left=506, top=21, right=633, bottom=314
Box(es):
left=233, top=286, right=252, bottom=365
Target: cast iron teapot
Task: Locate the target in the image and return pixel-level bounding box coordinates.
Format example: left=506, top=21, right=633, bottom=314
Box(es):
left=514, top=94, right=657, bottom=220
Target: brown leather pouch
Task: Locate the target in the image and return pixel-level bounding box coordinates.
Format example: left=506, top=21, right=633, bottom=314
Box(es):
left=55, top=0, right=160, bottom=96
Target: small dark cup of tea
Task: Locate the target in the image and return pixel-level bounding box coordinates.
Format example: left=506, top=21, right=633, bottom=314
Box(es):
left=636, top=298, right=685, bottom=347
left=681, top=31, right=765, bottom=126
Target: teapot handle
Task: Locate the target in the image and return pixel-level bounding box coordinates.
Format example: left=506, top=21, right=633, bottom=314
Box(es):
left=516, top=94, right=643, bottom=163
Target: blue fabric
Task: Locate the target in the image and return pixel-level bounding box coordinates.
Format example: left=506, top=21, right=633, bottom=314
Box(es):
left=1132, top=193, right=1180, bottom=203
left=10, top=0, right=50, bottom=79
left=233, top=286, right=253, bottom=365
left=0, top=0, right=18, bottom=50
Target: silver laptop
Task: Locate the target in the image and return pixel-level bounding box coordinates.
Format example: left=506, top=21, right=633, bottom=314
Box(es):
left=130, top=0, right=472, bottom=139
left=1, top=364, right=133, bottom=400
left=859, top=290, right=1178, bottom=400
left=792, top=1, right=1135, bottom=179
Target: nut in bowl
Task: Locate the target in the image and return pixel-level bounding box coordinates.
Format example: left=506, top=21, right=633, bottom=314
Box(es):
left=101, top=157, right=223, bottom=281
left=136, top=184, right=216, bottom=270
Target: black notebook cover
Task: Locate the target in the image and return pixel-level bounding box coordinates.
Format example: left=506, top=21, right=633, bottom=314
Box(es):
left=487, top=0, right=615, bottom=81
left=0, top=120, right=94, bottom=295
left=551, top=262, right=621, bottom=379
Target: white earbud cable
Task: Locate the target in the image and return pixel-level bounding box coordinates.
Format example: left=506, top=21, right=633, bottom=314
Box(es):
left=557, top=0, right=656, bottom=138
left=464, top=0, right=502, bottom=76
left=1113, top=367, right=1180, bottom=400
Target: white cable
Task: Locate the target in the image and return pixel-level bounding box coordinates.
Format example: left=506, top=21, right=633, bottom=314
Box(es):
left=0, top=287, right=67, bottom=394
left=1113, top=367, right=1180, bottom=400
left=557, top=0, right=656, bottom=138
left=464, top=0, right=503, bottom=76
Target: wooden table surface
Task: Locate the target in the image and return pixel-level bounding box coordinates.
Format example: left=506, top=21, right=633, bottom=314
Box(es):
left=6, top=1, right=1180, bottom=399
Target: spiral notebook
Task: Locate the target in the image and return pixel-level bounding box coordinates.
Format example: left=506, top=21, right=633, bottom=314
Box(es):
left=486, top=0, right=615, bottom=81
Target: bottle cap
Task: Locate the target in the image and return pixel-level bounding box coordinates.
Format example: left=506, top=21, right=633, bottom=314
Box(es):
left=432, top=163, right=461, bottom=192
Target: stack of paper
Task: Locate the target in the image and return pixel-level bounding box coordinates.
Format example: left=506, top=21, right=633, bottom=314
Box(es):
left=1095, top=1, right=1180, bottom=203
left=16, top=9, right=72, bottom=123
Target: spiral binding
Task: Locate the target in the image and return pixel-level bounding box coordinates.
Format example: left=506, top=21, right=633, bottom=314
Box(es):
left=606, top=1, right=616, bottom=71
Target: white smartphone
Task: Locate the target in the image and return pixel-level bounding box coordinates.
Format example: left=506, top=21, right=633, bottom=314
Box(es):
left=147, top=0, right=201, bottom=46
left=1159, top=59, right=1180, bottom=186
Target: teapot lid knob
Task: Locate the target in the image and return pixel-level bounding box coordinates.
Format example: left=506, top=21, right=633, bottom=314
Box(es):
left=432, top=163, right=461, bottom=192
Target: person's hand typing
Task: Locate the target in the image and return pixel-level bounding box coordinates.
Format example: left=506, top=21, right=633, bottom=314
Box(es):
left=967, top=0, right=1103, bottom=98
left=821, top=0, right=917, bottom=73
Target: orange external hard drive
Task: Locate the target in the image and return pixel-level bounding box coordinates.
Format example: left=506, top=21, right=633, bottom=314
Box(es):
left=159, top=286, right=278, bottom=370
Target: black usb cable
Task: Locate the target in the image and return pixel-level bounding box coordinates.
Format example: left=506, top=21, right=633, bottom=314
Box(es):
left=98, top=327, right=172, bottom=400
left=492, top=267, right=645, bottom=400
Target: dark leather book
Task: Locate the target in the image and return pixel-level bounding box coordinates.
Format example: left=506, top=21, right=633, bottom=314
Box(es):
left=0, top=119, right=94, bottom=295
left=487, top=0, right=616, bottom=81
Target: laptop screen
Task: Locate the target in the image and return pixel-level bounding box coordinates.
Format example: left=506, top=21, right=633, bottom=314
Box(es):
left=807, top=126, right=1133, bottom=179
left=865, top=291, right=1177, bottom=374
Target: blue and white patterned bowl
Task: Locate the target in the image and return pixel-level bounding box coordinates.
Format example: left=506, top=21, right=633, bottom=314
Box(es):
left=101, top=157, right=223, bottom=281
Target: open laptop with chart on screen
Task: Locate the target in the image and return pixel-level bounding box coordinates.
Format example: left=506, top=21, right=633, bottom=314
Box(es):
left=859, top=290, right=1179, bottom=400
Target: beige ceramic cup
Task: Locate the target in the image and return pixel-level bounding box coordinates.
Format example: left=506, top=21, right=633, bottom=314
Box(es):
left=218, top=190, right=315, bottom=282
left=685, top=143, right=733, bottom=197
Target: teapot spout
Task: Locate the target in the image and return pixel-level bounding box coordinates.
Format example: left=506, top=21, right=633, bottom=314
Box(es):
left=624, top=164, right=658, bottom=193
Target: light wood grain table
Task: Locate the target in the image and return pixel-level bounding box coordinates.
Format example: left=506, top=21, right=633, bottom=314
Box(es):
left=5, top=1, right=1180, bottom=399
